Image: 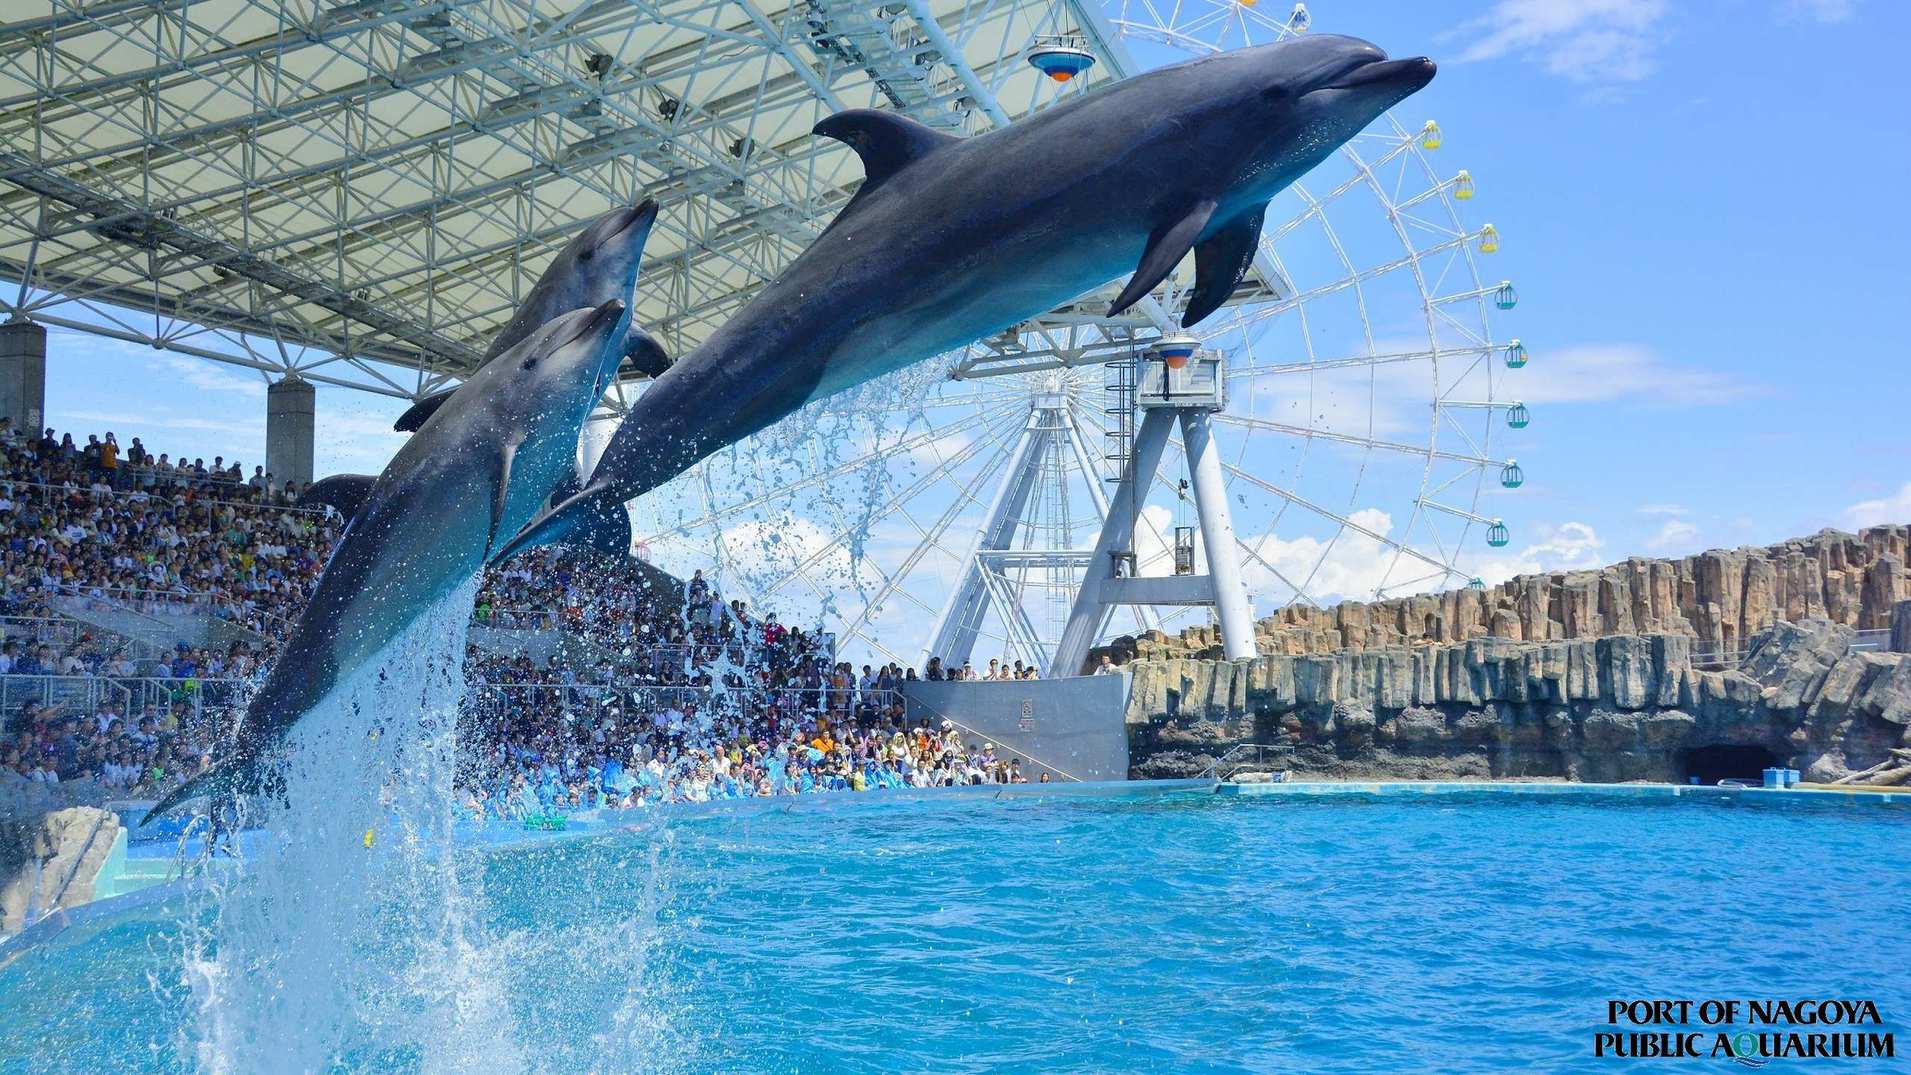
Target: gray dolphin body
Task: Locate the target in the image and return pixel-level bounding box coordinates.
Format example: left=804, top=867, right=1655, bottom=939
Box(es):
left=142, top=301, right=632, bottom=824
left=301, top=202, right=663, bottom=521
left=389, top=203, right=669, bottom=434
left=498, top=35, right=1435, bottom=558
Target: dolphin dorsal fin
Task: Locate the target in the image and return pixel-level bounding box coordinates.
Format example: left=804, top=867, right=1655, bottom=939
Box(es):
left=622, top=324, right=671, bottom=379
left=298, top=473, right=379, bottom=520
left=393, top=386, right=458, bottom=433
left=813, top=109, right=957, bottom=193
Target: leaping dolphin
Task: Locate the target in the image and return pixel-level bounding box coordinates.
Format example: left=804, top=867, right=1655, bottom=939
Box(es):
left=396, top=204, right=669, bottom=432
left=300, top=203, right=668, bottom=521
left=142, top=300, right=635, bottom=824
left=497, top=35, right=1435, bottom=558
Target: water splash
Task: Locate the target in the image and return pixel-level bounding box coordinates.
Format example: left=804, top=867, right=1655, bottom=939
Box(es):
left=176, top=578, right=526, bottom=1073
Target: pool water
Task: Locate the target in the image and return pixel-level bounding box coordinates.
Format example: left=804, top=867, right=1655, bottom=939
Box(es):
left=2, top=787, right=1907, bottom=1073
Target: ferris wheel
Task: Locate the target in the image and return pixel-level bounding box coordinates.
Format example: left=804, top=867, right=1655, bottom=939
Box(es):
left=627, top=0, right=1525, bottom=671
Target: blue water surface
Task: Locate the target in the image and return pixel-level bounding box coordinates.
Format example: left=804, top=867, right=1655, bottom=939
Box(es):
left=1, top=787, right=1907, bottom=1073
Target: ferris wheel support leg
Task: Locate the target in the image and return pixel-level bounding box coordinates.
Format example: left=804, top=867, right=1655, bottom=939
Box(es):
left=1178, top=409, right=1257, bottom=663
left=1050, top=408, right=1177, bottom=677
left=924, top=414, right=1048, bottom=670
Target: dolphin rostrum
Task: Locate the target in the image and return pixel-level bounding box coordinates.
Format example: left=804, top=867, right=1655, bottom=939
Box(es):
left=496, top=35, right=1435, bottom=559
left=394, top=203, right=669, bottom=432
left=300, top=202, right=665, bottom=521
left=142, top=300, right=634, bottom=824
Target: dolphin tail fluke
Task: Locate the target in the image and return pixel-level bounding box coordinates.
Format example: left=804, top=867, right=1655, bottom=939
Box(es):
left=493, top=488, right=631, bottom=564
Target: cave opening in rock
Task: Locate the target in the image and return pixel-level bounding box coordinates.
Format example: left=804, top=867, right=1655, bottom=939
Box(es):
left=1680, top=744, right=1780, bottom=785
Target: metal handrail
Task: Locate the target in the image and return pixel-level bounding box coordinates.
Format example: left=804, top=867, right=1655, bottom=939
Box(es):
left=0, top=674, right=134, bottom=718
left=1200, top=743, right=1292, bottom=781
left=0, top=475, right=327, bottom=518
left=56, top=585, right=286, bottom=640
left=36, top=808, right=111, bottom=927
left=1691, top=627, right=1895, bottom=670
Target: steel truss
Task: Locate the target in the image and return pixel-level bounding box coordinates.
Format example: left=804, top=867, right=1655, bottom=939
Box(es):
left=0, top=0, right=1128, bottom=400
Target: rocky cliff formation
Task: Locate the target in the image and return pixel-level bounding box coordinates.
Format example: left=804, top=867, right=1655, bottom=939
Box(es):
left=1102, top=525, right=1909, bottom=666
left=0, top=804, right=121, bottom=933
left=1125, top=618, right=1911, bottom=784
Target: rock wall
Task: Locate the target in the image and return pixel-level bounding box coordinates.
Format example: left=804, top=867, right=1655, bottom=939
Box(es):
left=1104, top=525, right=1910, bottom=666
left=0, top=805, right=122, bottom=933
left=1124, top=619, right=1911, bottom=784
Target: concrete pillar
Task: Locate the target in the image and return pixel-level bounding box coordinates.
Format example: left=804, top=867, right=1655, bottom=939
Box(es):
left=0, top=321, right=47, bottom=438
left=266, top=376, right=315, bottom=492
left=1179, top=409, right=1257, bottom=663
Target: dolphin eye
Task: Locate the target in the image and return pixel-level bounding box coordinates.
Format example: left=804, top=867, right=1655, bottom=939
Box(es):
left=521, top=357, right=538, bottom=371
left=578, top=249, right=594, bottom=261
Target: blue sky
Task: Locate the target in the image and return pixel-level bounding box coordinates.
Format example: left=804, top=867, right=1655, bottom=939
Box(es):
left=32, top=0, right=1911, bottom=598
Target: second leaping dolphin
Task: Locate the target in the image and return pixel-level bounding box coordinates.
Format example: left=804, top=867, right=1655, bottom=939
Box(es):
left=498, top=34, right=1435, bottom=559
left=141, top=300, right=633, bottom=824
left=393, top=203, right=669, bottom=432
left=303, top=201, right=668, bottom=522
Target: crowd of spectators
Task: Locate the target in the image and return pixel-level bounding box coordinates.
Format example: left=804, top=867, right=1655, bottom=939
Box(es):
left=0, top=418, right=339, bottom=638
left=1, top=423, right=1048, bottom=811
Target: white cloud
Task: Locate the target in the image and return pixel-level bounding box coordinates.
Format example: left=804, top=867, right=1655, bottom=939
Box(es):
left=1468, top=520, right=1608, bottom=584
left=64, top=407, right=264, bottom=439
left=1449, top=0, right=1670, bottom=87
left=155, top=356, right=265, bottom=398
left=715, top=516, right=856, bottom=586
left=1845, top=482, right=1911, bottom=529
left=1507, top=343, right=1757, bottom=406
left=1644, top=517, right=1699, bottom=552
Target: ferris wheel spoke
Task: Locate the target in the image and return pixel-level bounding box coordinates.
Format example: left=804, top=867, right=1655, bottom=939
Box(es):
left=1228, top=344, right=1492, bottom=380
left=640, top=401, right=1017, bottom=539
left=1211, top=456, right=1459, bottom=579
left=1214, top=413, right=1501, bottom=468
left=827, top=417, right=1031, bottom=649
left=976, top=566, right=1047, bottom=666
left=1145, top=444, right=1325, bottom=607
left=1229, top=228, right=1488, bottom=331
left=758, top=407, right=1025, bottom=597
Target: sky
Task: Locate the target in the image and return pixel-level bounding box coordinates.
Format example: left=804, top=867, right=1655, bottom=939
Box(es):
left=24, top=0, right=1911, bottom=651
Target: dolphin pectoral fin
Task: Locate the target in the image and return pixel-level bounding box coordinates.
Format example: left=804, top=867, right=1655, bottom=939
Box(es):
left=393, top=387, right=459, bottom=433
left=812, top=109, right=958, bottom=193
left=1184, top=208, right=1265, bottom=328
left=623, top=325, right=671, bottom=379
left=298, top=474, right=379, bottom=519
left=1109, top=200, right=1217, bottom=318
left=487, top=440, right=519, bottom=557
left=493, top=490, right=630, bottom=564
left=140, top=756, right=249, bottom=827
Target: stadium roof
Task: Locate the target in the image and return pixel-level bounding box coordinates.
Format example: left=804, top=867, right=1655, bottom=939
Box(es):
left=0, top=0, right=1142, bottom=404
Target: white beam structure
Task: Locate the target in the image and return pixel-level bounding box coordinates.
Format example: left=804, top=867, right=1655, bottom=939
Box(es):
left=1050, top=352, right=1257, bottom=677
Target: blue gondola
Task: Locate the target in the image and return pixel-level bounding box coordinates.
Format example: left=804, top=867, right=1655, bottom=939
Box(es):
left=1029, top=37, right=1096, bottom=83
